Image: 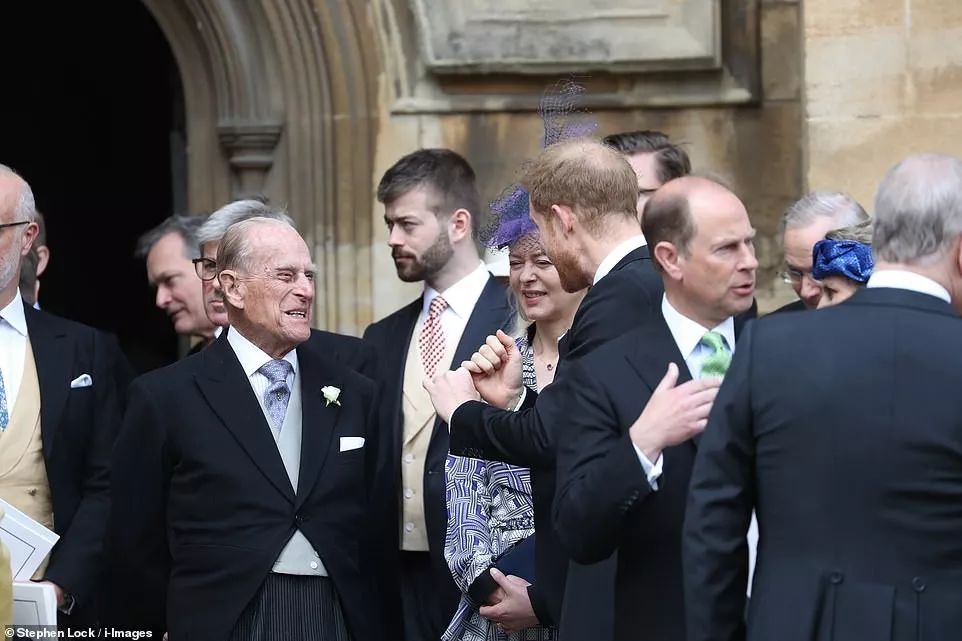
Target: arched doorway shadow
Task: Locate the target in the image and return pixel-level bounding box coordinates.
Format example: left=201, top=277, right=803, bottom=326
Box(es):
left=0, top=0, right=185, bottom=372
left=142, top=0, right=379, bottom=336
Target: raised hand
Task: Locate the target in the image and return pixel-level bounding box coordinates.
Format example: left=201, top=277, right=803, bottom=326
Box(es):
left=629, top=363, right=721, bottom=461
left=460, top=330, right=525, bottom=409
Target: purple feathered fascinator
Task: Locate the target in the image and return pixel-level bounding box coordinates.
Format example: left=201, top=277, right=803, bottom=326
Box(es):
left=481, top=80, right=599, bottom=250
left=811, top=239, right=875, bottom=283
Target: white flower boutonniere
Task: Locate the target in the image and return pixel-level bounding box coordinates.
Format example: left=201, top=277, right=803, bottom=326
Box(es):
left=321, top=385, right=342, bottom=407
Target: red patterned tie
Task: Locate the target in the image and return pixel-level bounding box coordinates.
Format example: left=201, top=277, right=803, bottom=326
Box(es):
left=419, top=295, right=448, bottom=379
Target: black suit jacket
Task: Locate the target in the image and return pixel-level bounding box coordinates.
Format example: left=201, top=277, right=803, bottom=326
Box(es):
left=553, top=311, right=702, bottom=641
left=307, top=328, right=378, bottom=381
left=769, top=298, right=806, bottom=314
left=21, top=305, right=126, bottom=617
left=108, top=334, right=382, bottom=641
left=362, top=274, right=512, bottom=631
left=684, top=286, right=962, bottom=641
left=449, top=246, right=664, bottom=626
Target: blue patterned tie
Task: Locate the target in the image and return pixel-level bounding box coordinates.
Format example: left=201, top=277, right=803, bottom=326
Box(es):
left=259, top=359, right=293, bottom=431
left=0, top=368, right=8, bottom=432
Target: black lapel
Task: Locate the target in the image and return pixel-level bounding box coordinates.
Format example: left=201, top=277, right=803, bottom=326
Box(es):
left=24, top=305, right=70, bottom=459
left=386, top=301, right=422, bottom=455
left=449, top=275, right=511, bottom=367
left=623, top=312, right=693, bottom=392
left=194, top=335, right=295, bottom=503
left=294, top=342, right=340, bottom=509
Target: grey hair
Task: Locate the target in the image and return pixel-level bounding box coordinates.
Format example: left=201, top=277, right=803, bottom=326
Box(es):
left=196, top=199, right=294, bottom=247
left=217, top=217, right=291, bottom=276
left=135, top=214, right=208, bottom=260
left=825, top=219, right=874, bottom=245
left=873, top=153, right=962, bottom=264
left=0, top=164, right=38, bottom=224
left=780, top=192, right=869, bottom=235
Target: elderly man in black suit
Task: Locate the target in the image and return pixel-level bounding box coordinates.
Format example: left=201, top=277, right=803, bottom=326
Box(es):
left=362, top=149, right=512, bottom=641
left=0, top=165, right=127, bottom=628
left=547, top=176, right=757, bottom=641
left=109, top=218, right=381, bottom=640
left=684, top=153, right=962, bottom=641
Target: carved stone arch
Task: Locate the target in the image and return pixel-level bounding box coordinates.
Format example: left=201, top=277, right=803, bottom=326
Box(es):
left=140, top=0, right=378, bottom=334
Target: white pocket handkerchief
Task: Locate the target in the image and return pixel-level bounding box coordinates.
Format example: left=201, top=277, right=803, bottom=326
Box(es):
left=339, top=436, right=365, bottom=452
left=69, top=374, right=93, bottom=389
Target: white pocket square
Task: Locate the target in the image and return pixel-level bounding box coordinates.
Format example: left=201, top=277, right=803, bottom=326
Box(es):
left=70, top=374, right=93, bottom=389
left=339, top=436, right=365, bottom=452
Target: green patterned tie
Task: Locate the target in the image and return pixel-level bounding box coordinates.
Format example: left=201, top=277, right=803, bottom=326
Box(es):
left=699, top=330, right=731, bottom=378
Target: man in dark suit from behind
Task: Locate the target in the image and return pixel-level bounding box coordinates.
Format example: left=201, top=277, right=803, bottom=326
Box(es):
left=0, top=165, right=127, bottom=628
left=192, top=199, right=377, bottom=377
left=362, top=149, right=512, bottom=641
left=772, top=192, right=869, bottom=313
left=549, top=177, right=757, bottom=641
left=109, top=218, right=382, bottom=640
left=425, top=138, right=664, bottom=636
left=684, top=153, right=962, bottom=641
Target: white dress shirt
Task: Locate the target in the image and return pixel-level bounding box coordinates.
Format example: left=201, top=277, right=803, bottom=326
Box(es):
left=867, top=269, right=951, bottom=302
left=420, top=261, right=490, bottom=360
left=632, top=295, right=735, bottom=489
left=226, top=326, right=297, bottom=439
left=0, top=289, right=29, bottom=418
left=592, top=235, right=648, bottom=285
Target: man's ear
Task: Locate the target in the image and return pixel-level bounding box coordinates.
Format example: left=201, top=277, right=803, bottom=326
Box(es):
left=551, top=204, right=577, bottom=238
left=448, top=208, right=472, bottom=244
left=218, top=270, right=245, bottom=309
left=18, top=222, right=39, bottom=258
left=35, top=245, right=50, bottom=277
left=654, top=241, right=683, bottom=281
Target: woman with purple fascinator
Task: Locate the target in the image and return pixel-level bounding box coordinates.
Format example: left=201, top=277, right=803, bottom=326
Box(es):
left=811, top=219, right=875, bottom=308
left=441, top=82, right=590, bottom=641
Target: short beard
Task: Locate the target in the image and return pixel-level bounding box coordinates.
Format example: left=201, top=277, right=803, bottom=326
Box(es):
left=551, top=246, right=591, bottom=293
left=395, top=232, right=455, bottom=283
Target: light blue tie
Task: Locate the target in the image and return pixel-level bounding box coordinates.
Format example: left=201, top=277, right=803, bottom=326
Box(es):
left=259, top=359, right=293, bottom=431
left=0, top=368, right=8, bottom=432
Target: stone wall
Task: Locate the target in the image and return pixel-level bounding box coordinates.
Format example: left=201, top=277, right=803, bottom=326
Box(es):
left=368, top=0, right=805, bottom=318
left=804, top=0, right=962, bottom=217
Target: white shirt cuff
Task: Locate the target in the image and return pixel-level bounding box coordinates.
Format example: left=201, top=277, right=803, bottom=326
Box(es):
left=509, top=387, right=527, bottom=412
left=632, top=444, right=663, bottom=491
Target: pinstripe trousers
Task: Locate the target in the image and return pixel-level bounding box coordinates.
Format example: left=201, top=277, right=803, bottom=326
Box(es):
left=229, top=574, right=351, bottom=641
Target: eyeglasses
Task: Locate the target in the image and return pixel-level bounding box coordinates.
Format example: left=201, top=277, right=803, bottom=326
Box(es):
left=0, top=221, right=30, bottom=232
left=778, top=266, right=809, bottom=285
left=192, top=257, right=217, bottom=281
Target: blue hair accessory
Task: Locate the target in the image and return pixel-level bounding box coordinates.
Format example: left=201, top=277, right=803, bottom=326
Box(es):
left=482, top=80, right=598, bottom=249
left=811, top=239, right=874, bottom=283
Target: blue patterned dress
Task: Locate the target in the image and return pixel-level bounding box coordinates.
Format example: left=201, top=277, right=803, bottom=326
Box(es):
left=442, top=334, right=557, bottom=641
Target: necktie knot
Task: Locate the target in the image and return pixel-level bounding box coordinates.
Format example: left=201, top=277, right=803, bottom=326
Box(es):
left=699, top=330, right=732, bottom=378
left=259, top=359, right=293, bottom=385
left=428, top=295, right=448, bottom=318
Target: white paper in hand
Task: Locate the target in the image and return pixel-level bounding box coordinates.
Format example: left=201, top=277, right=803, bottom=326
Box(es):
left=0, top=499, right=59, bottom=580
left=12, top=581, right=58, bottom=626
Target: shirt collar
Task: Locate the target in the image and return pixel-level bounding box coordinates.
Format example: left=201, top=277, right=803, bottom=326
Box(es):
left=593, top=235, right=647, bottom=285
left=661, top=294, right=736, bottom=361
left=213, top=325, right=225, bottom=339
left=226, top=325, right=299, bottom=378
left=867, top=269, right=951, bottom=303
left=0, top=289, right=28, bottom=338
left=423, top=262, right=490, bottom=319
